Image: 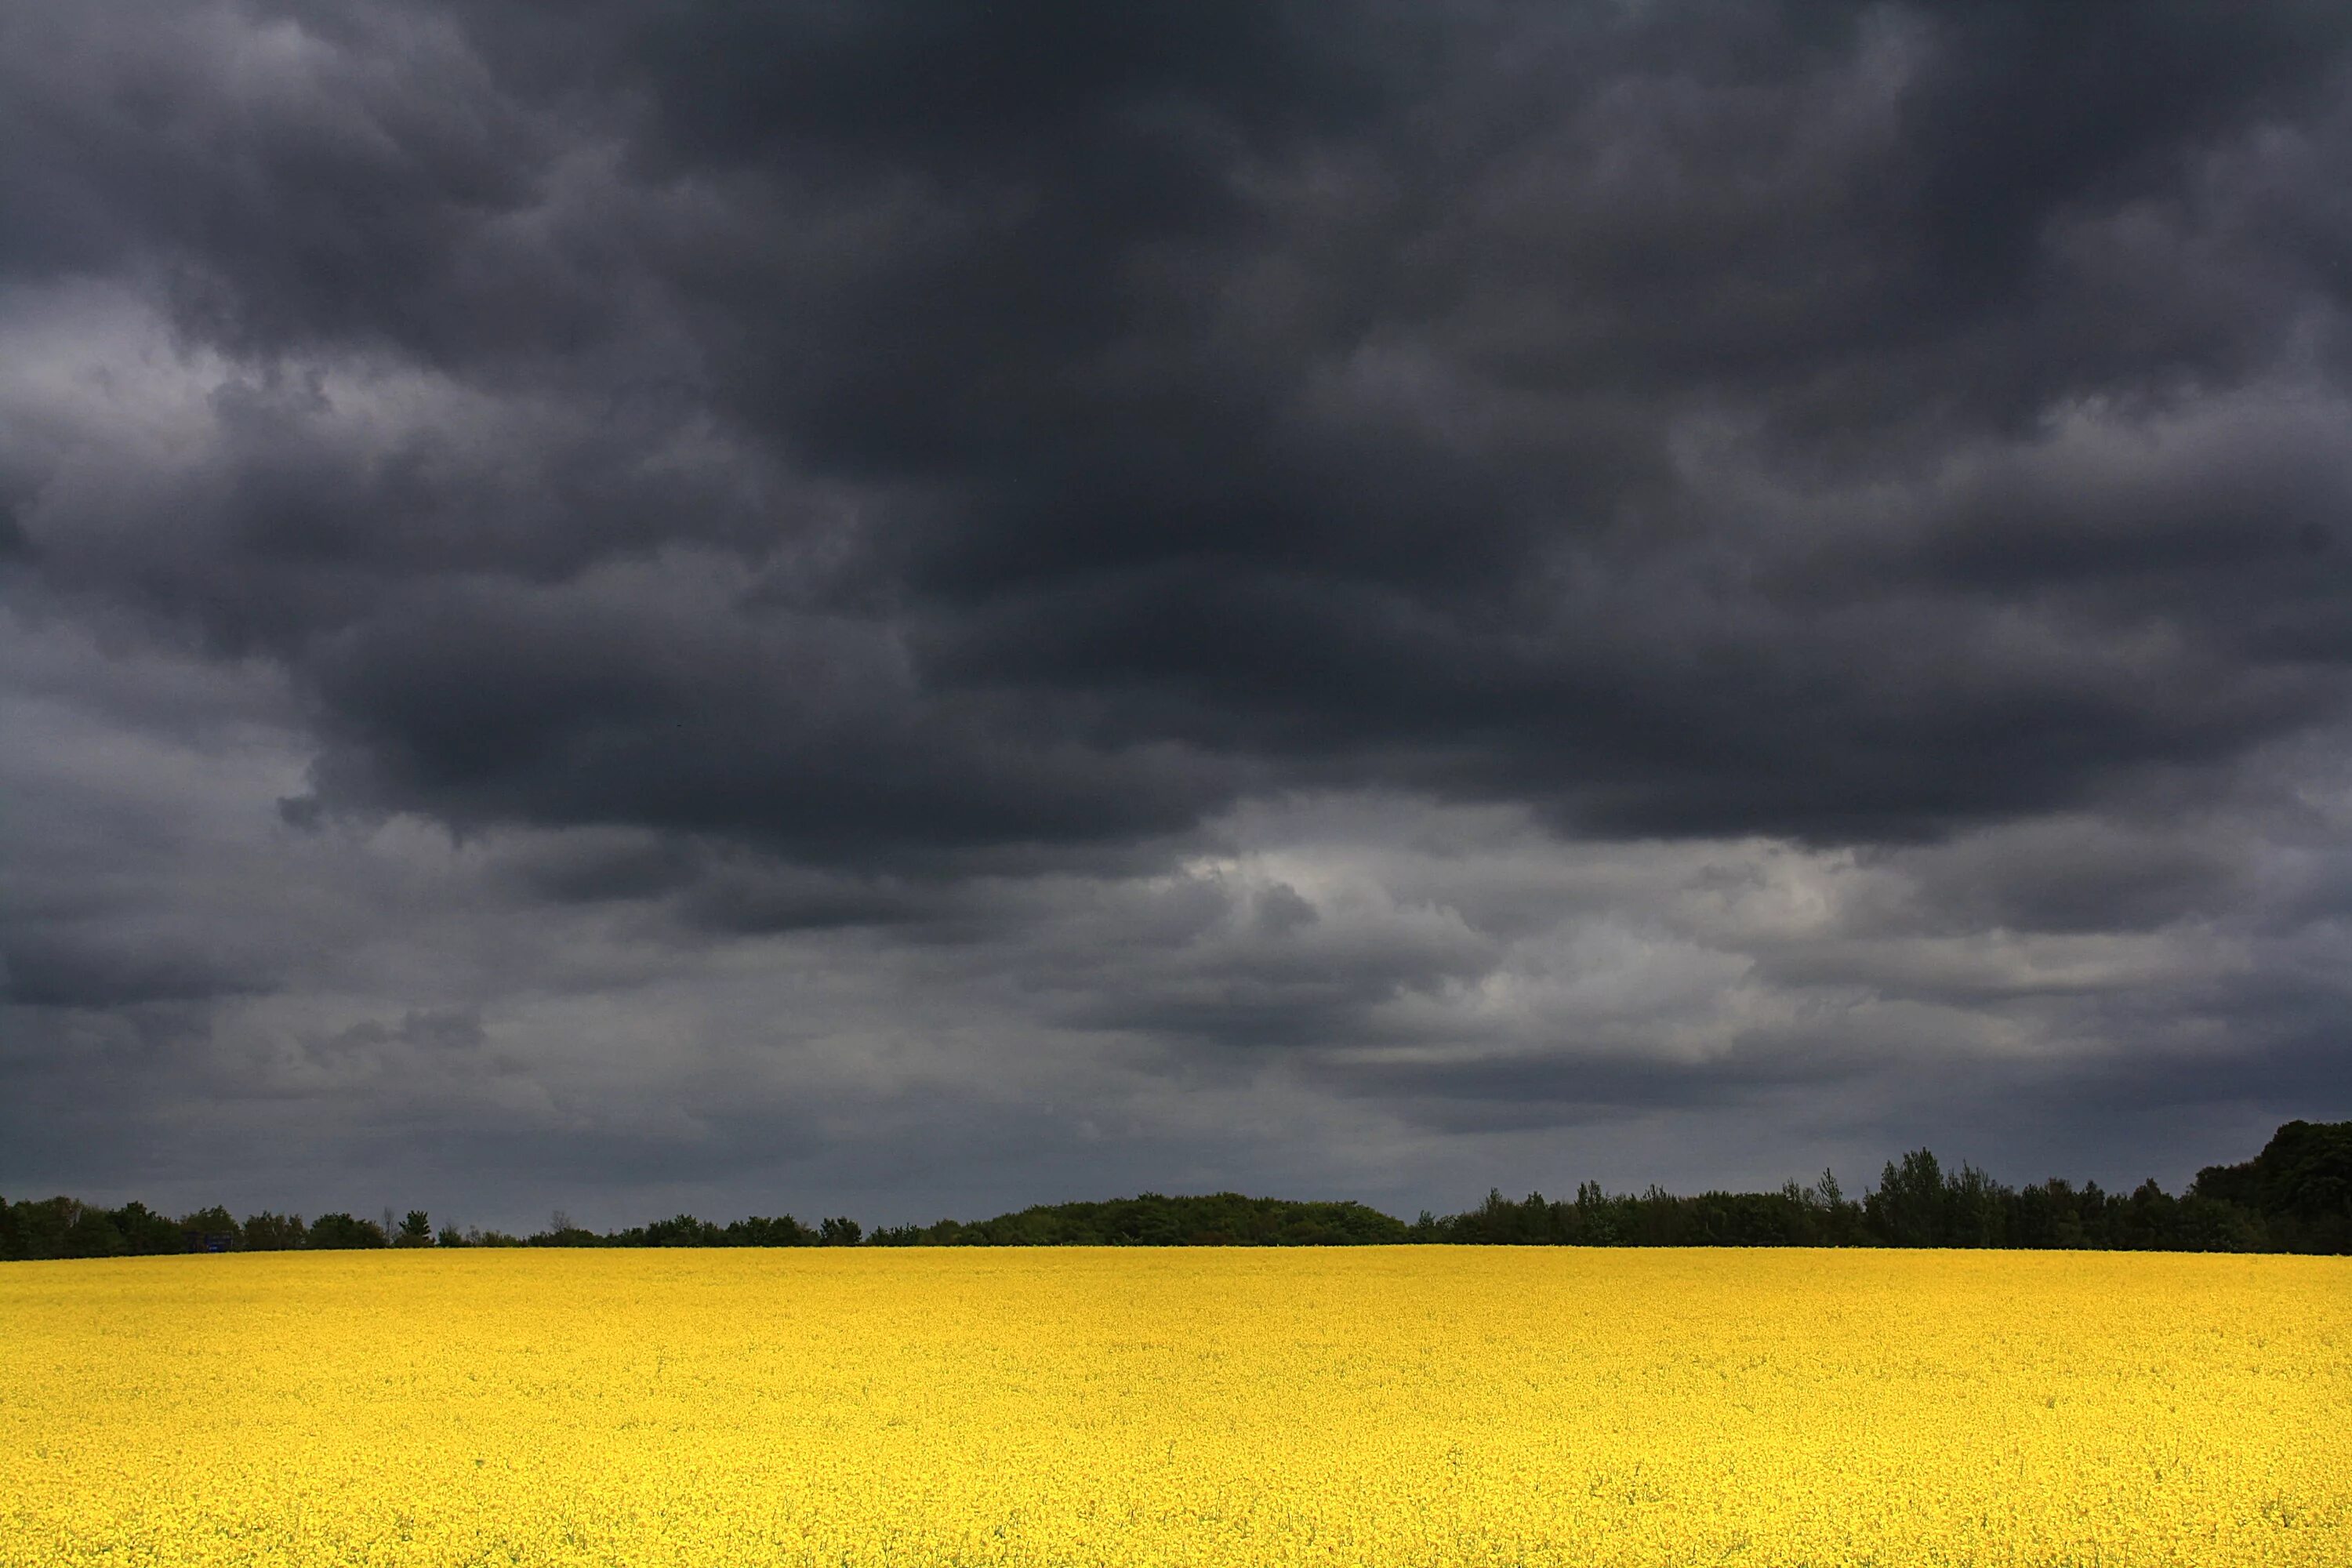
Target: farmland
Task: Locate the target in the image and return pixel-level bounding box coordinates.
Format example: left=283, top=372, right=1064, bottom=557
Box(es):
left=3, top=1249, right=2345, bottom=1566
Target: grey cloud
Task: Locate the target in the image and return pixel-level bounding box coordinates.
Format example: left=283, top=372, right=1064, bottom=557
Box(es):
left=1884, top=817, right=2247, bottom=935
left=13, top=2, right=2352, bottom=850
left=1, top=931, right=272, bottom=1010
left=5, top=1, right=2352, bottom=1222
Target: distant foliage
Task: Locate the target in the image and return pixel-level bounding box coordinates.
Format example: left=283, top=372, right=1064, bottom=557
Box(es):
left=305, top=1214, right=390, bottom=1250
left=4, top=1122, right=2346, bottom=1260
left=867, top=1194, right=1410, bottom=1247
left=2188, top=1119, right=2352, bottom=1253
left=241, top=1212, right=307, bottom=1250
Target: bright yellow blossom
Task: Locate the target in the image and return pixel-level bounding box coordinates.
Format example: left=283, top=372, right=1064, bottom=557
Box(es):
left=2, top=1247, right=2343, bottom=1566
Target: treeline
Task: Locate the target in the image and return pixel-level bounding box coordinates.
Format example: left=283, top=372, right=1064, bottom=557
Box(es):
left=1419, top=1124, right=2352, bottom=1252
left=0, top=1201, right=867, bottom=1261
left=0, top=1200, right=404, bottom=1261
left=5, top=1120, right=2346, bottom=1261
left=866, top=1193, right=1410, bottom=1247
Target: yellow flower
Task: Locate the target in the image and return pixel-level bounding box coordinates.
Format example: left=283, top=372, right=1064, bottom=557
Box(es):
left=2, top=1248, right=2344, bottom=1566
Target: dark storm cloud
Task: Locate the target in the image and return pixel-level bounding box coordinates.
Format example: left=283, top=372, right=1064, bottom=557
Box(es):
left=10, top=0, right=2352, bottom=853
left=1309, top=1026, right=1872, bottom=1112
left=5, top=0, right=2352, bottom=1221
left=0, top=931, right=270, bottom=1010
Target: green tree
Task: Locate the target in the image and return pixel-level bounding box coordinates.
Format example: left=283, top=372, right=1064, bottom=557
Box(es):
left=62, top=1203, right=127, bottom=1258
left=107, top=1202, right=185, bottom=1255
left=306, top=1212, right=389, bottom=1250
left=1866, top=1149, right=1948, bottom=1246
left=726, top=1214, right=815, bottom=1247
left=241, top=1211, right=307, bottom=1250
left=179, top=1206, right=242, bottom=1251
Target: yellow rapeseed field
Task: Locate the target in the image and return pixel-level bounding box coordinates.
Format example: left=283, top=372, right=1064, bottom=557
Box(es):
left=2, top=1248, right=2345, bottom=1566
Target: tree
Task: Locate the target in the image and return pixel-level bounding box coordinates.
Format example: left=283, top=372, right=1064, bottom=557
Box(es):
left=241, top=1211, right=307, bottom=1250
left=1867, top=1149, right=1948, bottom=1247
left=62, top=1203, right=126, bottom=1259
left=1946, top=1163, right=2009, bottom=1247
left=108, top=1202, right=184, bottom=1255
left=639, top=1214, right=721, bottom=1247
left=532, top=1212, right=601, bottom=1247
left=818, top=1216, right=862, bottom=1246
left=727, top=1214, right=815, bottom=1247
left=180, top=1206, right=242, bottom=1252
left=307, top=1212, right=389, bottom=1250
left=1573, top=1181, right=1623, bottom=1245
left=2009, top=1180, right=2085, bottom=1249
left=394, top=1210, right=434, bottom=1248
left=2192, top=1120, right=2351, bottom=1250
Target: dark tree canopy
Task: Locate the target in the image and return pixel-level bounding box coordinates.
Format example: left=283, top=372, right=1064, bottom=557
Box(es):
left=5, top=1123, right=2345, bottom=1261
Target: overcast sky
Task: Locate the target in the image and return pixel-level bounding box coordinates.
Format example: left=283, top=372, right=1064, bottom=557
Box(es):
left=5, top=1, right=2350, bottom=1232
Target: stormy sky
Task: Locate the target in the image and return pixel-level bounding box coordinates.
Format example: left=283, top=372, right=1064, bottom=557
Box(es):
left=5, top=0, right=2350, bottom=1232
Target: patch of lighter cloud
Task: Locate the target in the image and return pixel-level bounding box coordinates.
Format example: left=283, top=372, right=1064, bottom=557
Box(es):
left=0, top=278, right=239, bottom=456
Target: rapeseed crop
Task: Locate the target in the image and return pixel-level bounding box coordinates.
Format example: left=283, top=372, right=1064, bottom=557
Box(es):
left=2, top=1248, right=2343, bottom=1566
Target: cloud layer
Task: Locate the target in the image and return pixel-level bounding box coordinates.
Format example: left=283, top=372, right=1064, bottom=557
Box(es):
left=5, top=0, right=2350, bottom=1228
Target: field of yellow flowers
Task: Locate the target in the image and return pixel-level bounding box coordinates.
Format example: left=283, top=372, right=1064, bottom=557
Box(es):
left=2, top=1247, right=2345, bottom=1566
